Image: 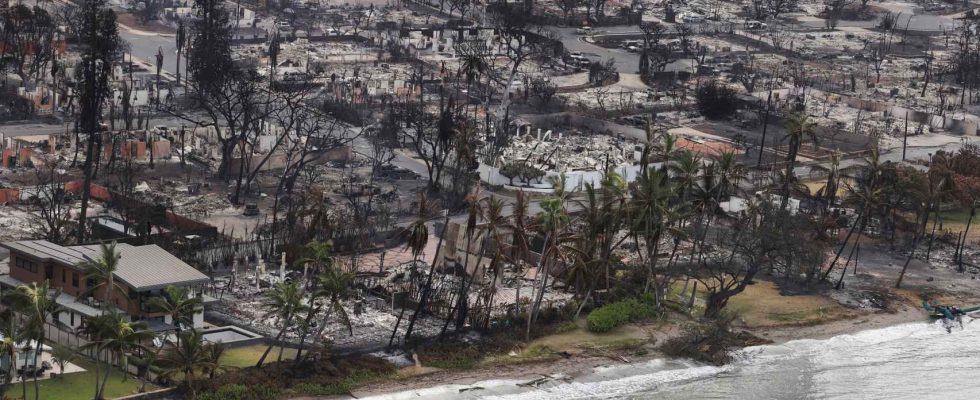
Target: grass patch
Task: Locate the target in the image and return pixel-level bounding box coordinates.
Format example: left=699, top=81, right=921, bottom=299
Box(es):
left=481, top=344, right=562, bottom=366
left=666, top=281, right=706, bottom=314
left=17, top=357, right=151, bottom=400
left=578, top=338, right=646, bottom=356
left=529, top=318, right=654, bottom=353
left=727, top=280, right=850, bottom=327
left=938, top=208, right=975, bottom=224
left=219, top=344, right=298, bottom=368
left=421, top=345, right=483, bottom=370
left=934, top=208, right=980, bottom=241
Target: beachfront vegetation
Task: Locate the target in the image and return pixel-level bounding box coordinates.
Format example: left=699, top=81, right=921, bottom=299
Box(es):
left=586, top=298, right=659, bottom=333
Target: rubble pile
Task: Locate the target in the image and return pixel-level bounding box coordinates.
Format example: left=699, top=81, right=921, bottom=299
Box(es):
left=379, top=9, right=449, bottom=26
left=693, top=35, right=763, bottom=53
left=499, top=129, right=636, bottom=171
left=171, top=191, right=229, bottom=220
left=281, top=40, right=376, bottom=65
left=562, top=86, right=679, bottom=112
left=802, top=93, right=891, bottom=136
left=0, top=207, right=34, bottom=241
left=786, top=30, right=878, bottom=52
left=211, top=288, right=444, bottom=348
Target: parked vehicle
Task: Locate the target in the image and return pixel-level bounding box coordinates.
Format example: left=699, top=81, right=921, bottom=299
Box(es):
left=621, top=40, right=640, bottom=49
left=744, top=20, right=767, bottom=30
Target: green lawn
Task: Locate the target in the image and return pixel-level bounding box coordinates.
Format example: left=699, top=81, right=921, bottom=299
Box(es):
left=219, top=344, right=298, bottom=368
left=14, top=357, right=150, bottom=400
left=10, top=346, right=301, bottom=399
left=938, top=208, right=976, bottom=224
left=933, top=208, right=980, bottom=241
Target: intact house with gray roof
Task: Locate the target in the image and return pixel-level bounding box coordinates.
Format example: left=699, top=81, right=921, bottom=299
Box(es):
left=0, top=240, right=211, bottom=332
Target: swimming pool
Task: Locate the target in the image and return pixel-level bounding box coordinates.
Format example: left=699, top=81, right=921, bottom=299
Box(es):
left=200, top=326, right=262, bottom=344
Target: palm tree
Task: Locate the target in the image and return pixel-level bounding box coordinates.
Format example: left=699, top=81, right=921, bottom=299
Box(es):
left=255, top=281, right=305, bottom=368
left=569, top=171, right=629, bottom=317
left=0, top=310, right=24, bottom=397
left=527, top=176, right=570, bottom=339
left=134, top=340, right=161, bottom=393
left=897, top=165, right=952, bottom=288
left=388, top=193, right=434, bottom=348
left=821, top=148, right=884, bottom=283
left=291, top=240, right=334, bottom=364
left=630, top=168, right=686, bottom=303
left=812, top=150, right=842, bottom=212
left=781, top=112, right=817, bottom=209
left=444, top=188, right=484, bottom=334
left=566, top=186, right=603, bottom=308
left=654, top=131, right=679, bottom=171
left=50, top=344, right=76, bottom=378
left=403, top=210, right=452, bottom=344
left=507, top=190, right=533, bottom=317
left=156, top=330, right=218, bottom=400
left=6, top=281, right=62, bottom=400
left=669, top=149, right=702, bottom=203
left=80, top=241, right=126, bottom=307
left=459, top=53, right=486, bottom=87
left=80, top=311, right=154, bottom=400
left=473, top=195, right=512, bottom=330
left=714, top=150, right=745, bottom=199
left=296, top=262, right=355, bottom=364
left=148, top=285, right=203, bottom=338
left=204, top=341, right=228, bottom=379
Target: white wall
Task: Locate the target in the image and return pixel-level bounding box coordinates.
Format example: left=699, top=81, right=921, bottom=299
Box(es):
left=192, top=310, right=204, bottom=328
left=57, top=311, right=83, bottom=330
left=478, top=162, right=661, bottom=193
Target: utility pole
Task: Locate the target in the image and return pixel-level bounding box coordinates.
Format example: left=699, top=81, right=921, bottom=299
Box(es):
left=902, top=110, right=908, bottom=161
left=757, top=87, right=773, bottom=168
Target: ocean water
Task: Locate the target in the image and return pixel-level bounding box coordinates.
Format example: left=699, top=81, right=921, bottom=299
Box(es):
left=365, top=319, right=980, bottom=399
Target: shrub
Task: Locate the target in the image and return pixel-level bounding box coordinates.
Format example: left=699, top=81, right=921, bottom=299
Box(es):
left=199, top=356, right=395, bottom=398
left=696, top=80, right=739, bottom=120
left=638, top=292, right=656, bottom=306
left=555, top=321, right=579, bottom=334
left=289, top=368, right=391, bottom=396
left=660, top=313, right=752, bottom=365
left=586, top=298, right=659, bottom=333
left=319, top=99, right=366, bottom=126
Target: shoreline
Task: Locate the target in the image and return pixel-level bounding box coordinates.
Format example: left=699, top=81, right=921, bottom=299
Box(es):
left=337, top=304, right=930, bottom=399
left=749, top=299, right=927, bottom=345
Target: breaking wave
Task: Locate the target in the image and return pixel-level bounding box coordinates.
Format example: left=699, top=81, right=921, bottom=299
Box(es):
left=367, top=319, right=980, bottom=399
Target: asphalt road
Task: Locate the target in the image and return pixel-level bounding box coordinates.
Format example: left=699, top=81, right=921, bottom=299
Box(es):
left=552, top=27, right=694, bottom=74
left=0, top=123, right=70, bottom=138
left=120, top=28, right=180, bottom=79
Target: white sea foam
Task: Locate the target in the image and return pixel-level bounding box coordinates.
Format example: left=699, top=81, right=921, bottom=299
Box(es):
left=368, top=320, right=980, bottom=399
